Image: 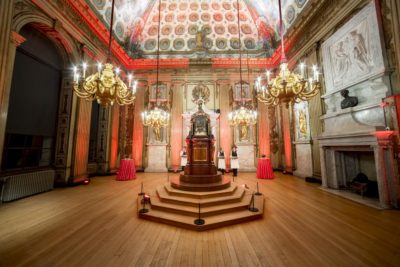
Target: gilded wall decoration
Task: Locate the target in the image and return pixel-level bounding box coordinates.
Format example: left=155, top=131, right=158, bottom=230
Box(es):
left=186, top=82, right=215, bottom=110
left=294, top=102, right=310, bottom=140
left=192, top=83, right=211, bottom=104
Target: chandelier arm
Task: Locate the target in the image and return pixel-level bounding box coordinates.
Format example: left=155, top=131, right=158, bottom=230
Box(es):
left=73, top=90, right=92, bottom=100
left=81, top=75, right=99, bottom=95
left=266, top=85, right=281, bottom=98
left=257, top=94, right=276, bottom=106
left=300, top=85, right=321, bottom=99
left=73, top=83, right=93, bottom=98
left=291, top=78, right=306, bottom=95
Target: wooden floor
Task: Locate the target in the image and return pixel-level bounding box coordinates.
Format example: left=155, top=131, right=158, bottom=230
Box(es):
left=0, top=172, right=399, bottom=267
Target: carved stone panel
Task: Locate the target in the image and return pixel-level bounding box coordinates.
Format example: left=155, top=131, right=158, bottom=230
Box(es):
left=322, top=2, right=386, bottom=93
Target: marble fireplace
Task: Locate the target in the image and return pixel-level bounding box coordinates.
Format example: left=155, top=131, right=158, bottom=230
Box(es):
left=319, top=131, right=399, bottom=208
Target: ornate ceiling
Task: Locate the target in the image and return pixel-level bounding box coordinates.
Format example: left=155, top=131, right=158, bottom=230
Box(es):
left=85, top=0, right=309, bottom=59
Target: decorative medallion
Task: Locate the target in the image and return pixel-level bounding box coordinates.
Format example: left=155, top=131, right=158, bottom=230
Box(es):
left=215, top=24, right=225, bottom=34
left=192, top=83, right=210, bottom=103
left=161, top=25, right=172, bottom=35
left=144, top=39, right=156, bottom=50
left=201, top=13, right=211, bottom=22
left=173, top=38, right=185, bottom=50
left=190, top=2, right=199, bottom=10
left=165, top=13, right=174, bottom=22
left=213, top=13, right=223, bottom=22
left=201, top=3, right=209, bottom=10
left=202, top=25, right=212, bottom=35
left=187, top=38, right=196, bottom=49
left=179, top=2, right=188, bottom=10
left=285, top=5, right=296, bottom=24
left=175, top=25, right=185, bottom=35
left=225, top=12, right=235, bottom=22
left=212, top=3, right=220, bottom=10
left=160, top=39, right=170, bottom=50
left=204, top=38, right=213, bottom=49
left=241, top=24, right=252, bottom=34
left=177, top=14, right=186, bottom=22
left=230, top=38, right=240, bottom=49
left=189, top=13, right=199, bottom=22
left=228, top=24, right=238, bottom=34
left=222, top=2, right=231, bottom=10
left=233, top=2, right=242, bottom=10
left=188, top=25, right=198, bottom=35
left=244, top=38, right=256, bottom=49
left=239, top=12, right=247, bottom=21
left=148, top=25, right=158, bottom=36
left=216, top=38, right=227, bottom=49
left=168, top=3, right=177, bottom=11
left=160, top=2, right=166, bottom=11
left=152, top=15, right=159, bottom=23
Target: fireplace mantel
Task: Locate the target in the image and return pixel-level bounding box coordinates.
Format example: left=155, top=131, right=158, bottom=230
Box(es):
left=318, top=130, right=399, bottom=208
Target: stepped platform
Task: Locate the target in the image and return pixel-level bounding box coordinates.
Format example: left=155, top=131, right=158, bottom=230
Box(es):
left=138, top=179, right=264, bottom=231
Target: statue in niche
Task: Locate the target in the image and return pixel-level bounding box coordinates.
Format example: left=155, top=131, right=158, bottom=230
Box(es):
left=298, top=109, right=308, bottom=138
left=340, top=89, right=358, bottom=109
left=239, top=125, right=248, bottom=141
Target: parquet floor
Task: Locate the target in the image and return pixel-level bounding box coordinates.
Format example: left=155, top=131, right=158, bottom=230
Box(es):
left=0, top=172, right=399, bottom=267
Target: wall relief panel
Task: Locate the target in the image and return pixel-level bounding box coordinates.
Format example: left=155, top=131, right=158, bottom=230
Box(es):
left=322, top=2, right=386, bottom=94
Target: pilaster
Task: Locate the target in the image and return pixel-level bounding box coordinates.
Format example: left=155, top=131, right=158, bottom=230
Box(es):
left=0, top=0, right=20, bottom=167
left=54, top=71, right=75, bottom=185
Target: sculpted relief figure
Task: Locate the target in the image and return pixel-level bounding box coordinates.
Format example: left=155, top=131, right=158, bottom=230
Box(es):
left=350, top=30, right=373, bottom=72
left=333, top=41, right=350, bottom=78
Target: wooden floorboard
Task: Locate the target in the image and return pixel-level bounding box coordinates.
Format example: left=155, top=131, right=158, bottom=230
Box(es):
left=0, top=172, right=399, bottom=267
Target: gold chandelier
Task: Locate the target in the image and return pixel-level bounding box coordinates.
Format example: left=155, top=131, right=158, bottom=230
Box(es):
left=141, top=106, right=170, bottom=140
left=141, top=0, right=170, bottom=137
left=228, top=106, right=258, bottom=125
left=228, top=0, right=257, bottom=136
left=72, top=0, right=136, bottom=107
left=255, top=0, right=321, bottom=107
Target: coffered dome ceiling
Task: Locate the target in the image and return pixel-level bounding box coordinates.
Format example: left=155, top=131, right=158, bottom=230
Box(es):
left=86, top=0, right=309, bottom=59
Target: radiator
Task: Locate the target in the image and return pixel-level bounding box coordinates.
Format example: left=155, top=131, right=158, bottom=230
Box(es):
left=0, top=169, right=55, bottom=202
